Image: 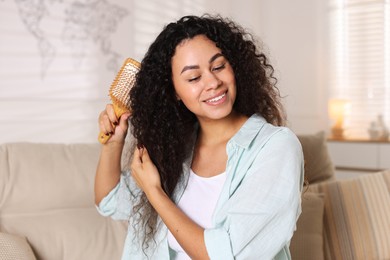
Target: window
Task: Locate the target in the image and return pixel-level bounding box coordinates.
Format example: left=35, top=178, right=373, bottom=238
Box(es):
left=329, top=0, right=390, bottom=138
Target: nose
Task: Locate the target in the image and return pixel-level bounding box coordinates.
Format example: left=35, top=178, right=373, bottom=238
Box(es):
left=204, top=71, right=222, bottom=90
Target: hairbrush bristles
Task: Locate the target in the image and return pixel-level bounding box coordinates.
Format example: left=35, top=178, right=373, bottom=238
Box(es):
left=110, top=58, right=141, bottom=111
left=98, top=58, right=141, bottom=144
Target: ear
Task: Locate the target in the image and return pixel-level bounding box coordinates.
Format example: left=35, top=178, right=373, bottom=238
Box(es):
left=175, top=92, right=181, bottom=101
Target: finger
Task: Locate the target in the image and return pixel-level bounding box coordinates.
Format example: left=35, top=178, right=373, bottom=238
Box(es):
left=102, top=113, right=114, bottom=135
left=118, top=112, right=130, bottom=131
left=131, top=147, right=142, bottom=168
left=99, top=119, right=109, bottom=136
left=106, top=104, right=119, bottom=125
left=140, top=147, right=152, bottom=163
left=98, top=111, right=111, bottom=135
left=122, top=112, right=131, bottom=121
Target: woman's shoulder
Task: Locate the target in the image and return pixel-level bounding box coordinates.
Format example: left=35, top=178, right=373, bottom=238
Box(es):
left=250, top=115, right=299, bottom=143
left=231, top=114, right=301, bottom=152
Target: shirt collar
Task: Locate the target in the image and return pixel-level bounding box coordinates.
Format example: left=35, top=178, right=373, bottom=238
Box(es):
left=229, top=114, right=267, bottom=149
left=176, top=114, right=267, bottom=201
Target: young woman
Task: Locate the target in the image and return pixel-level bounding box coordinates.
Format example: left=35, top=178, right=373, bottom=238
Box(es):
left=95, top=15, right=304, bottom=260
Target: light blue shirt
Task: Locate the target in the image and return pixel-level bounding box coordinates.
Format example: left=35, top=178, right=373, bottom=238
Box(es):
left=97, top=114, right=304, bottom=260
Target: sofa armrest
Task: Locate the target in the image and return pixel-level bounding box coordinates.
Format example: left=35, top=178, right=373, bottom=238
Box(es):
left=309, top=169, right=390, bottom=260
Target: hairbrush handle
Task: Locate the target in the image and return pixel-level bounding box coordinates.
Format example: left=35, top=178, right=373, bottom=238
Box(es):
left=98, top=58, right=140, bottom=144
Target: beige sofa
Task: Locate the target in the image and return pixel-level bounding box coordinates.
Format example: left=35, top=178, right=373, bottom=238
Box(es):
left=290, top=133, right=390, bottom=260
left=0, top=143, right=126, bottom=260
left=1, top=132, right=390, bottom=260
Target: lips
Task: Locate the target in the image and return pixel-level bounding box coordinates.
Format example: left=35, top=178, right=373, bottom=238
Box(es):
left=204, top=92, right=227, bottom=103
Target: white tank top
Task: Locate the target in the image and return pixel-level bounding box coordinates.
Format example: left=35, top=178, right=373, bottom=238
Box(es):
left=167, top=169, right=227, bottom=259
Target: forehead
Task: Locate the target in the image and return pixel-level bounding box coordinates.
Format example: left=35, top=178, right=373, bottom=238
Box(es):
left=172, top=35, right=221, bottom=65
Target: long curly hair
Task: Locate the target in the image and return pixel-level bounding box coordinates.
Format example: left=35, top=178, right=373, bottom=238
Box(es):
left=129, top=14, right=285, bottom=252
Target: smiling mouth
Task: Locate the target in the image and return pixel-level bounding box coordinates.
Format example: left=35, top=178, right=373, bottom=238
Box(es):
left=205, top=92, right=226, bottom=103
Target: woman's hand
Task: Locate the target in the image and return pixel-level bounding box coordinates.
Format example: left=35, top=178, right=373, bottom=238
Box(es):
left=98, top=104, right=130, bottom=144
left=131, top=145, right=209, bottom=259
left=131, top=146, right=163, bottom=196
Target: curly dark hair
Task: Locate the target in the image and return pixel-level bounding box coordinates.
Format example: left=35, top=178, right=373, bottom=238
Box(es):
left=129, top=14, right=285, bottom=252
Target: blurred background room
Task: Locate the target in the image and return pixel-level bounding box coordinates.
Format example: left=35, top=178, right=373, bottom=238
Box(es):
left=1, top=0, right=389, bottom=179
left=1, top=2, right=390, bottom=259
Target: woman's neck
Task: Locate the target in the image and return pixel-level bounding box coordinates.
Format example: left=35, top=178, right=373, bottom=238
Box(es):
left=197, top=112, right=249, bottom=146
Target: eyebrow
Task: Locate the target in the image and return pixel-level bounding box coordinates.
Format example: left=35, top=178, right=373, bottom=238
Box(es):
left=209, top=53, right=223, bottom=63
left=180, top=53, right=224, bottom=74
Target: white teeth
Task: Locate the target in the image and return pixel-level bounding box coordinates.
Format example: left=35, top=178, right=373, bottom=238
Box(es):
left=206, top=93, right=226, bottom=103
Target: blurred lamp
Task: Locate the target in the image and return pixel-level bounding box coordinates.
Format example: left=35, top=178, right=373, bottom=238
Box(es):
left=328, top=99, right=348, bottom=139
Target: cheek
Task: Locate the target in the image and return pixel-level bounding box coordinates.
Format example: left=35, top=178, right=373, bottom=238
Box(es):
left=229, top=79, right=238, bottom=103
left=172, top=77, right=184, bottom=100
left=178, top=88, right=200, bottom=105
left=227, top=67, right=236, bottom=84
left=174, top=81, right=200, bottom=101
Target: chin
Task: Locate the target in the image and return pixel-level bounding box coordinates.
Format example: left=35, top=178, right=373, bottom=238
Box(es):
left=205, top=109, right=235, bottom=121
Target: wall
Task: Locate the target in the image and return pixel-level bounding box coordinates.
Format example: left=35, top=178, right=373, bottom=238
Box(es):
left=0, top=0, right=206, bottom=144
left=0, top=0, right=329, bottom=144
left=0, top=0, right=134, bottom=143
left=206, top=0, right=330, bottom=134
left=257, top=0, right=330, bottom=134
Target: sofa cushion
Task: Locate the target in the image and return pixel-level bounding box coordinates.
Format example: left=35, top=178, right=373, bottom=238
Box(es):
left=1, top=208, right=126, bottom=260
left=0, top=143, right=101, bottom=212
left=0, top=143, right=127, bottom=260
left=0, top=232, right=36, bottom=260
left=297, top=131, right=335, bottom=184
left=310, top=170, right=390, bottom=260
left=290, top=192, right=325, bottom=260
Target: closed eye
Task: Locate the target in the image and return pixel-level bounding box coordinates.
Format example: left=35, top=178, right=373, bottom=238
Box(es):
left=212, top=63, right=226, bottom=72
left=188, top=76, right=201, bottom=82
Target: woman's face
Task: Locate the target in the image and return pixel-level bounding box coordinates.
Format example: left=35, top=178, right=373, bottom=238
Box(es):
left=171, top=35, right=237, bottom=122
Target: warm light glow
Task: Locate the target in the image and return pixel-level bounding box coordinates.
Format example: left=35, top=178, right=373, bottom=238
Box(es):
left=328, top=99, right=348, bottom=139
left=329, top=99, right=347, bottom=127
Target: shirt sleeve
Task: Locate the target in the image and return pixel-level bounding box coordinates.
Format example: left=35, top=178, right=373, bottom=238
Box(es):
left=95, top=170, right=138, bottom=221
left=204, top=129, right=304, bottom=260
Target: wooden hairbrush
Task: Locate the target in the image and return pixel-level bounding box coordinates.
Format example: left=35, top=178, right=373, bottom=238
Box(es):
left=98, top=57, right=141, bottom=144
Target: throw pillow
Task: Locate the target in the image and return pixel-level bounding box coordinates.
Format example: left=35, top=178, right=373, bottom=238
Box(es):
left=290, top=192, right=325, bottom=260
left=310, top=170, right=390, bottom=260
left=297, top=131, right=335, bottom=184
left=0, top=232, right=36, bottom=260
